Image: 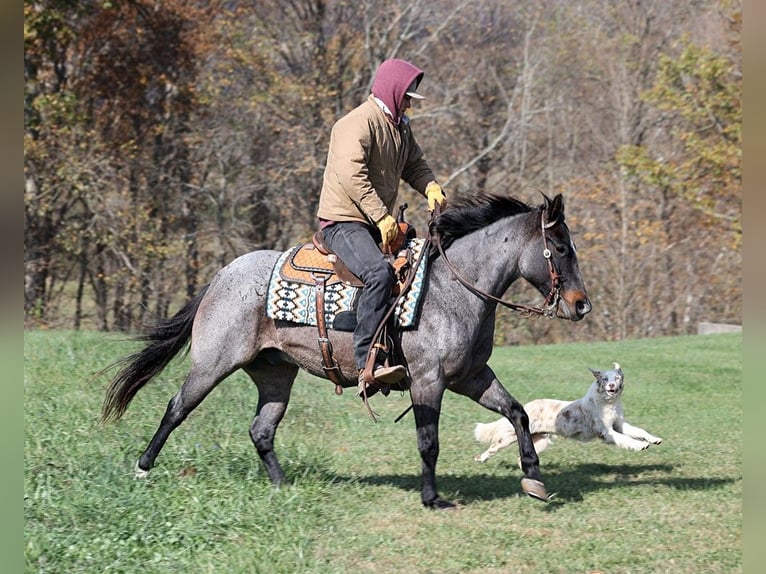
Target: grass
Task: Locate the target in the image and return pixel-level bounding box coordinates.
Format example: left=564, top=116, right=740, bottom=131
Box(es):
left=24, top=330, right=741, bottom=573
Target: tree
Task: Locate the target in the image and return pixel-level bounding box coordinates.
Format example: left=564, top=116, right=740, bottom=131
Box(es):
left=615, top=8, right=741, bottom=335
left=24, top=0, right=94, bottom=326
left=24, top=0, right=741, bottom=343
left=25, top=0, right=212, bottom=329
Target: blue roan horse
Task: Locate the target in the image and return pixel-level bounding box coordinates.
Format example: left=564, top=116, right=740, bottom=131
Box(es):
left=102, top=192, right=591, bottom=509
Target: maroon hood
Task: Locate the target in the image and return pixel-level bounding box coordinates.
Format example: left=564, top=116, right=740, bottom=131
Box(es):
left=370, top=59, right=424, bottom=125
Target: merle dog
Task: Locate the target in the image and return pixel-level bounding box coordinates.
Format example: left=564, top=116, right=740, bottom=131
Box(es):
left=474, top=363, right=663, bottom=463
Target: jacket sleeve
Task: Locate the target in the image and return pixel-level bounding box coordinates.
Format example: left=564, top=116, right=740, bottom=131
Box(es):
left=328, top=117, right=389, bottom=223
left=401, top=131, right=437, bottom=195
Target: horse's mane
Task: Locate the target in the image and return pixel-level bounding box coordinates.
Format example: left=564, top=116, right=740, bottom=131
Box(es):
left=430, top=193, right=536, bottom=250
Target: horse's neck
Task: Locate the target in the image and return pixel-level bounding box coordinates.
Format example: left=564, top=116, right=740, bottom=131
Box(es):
left=436, top=224, right=526, bottom=297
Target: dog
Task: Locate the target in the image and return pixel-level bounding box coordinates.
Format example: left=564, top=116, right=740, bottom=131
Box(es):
left=474, top=362, right=663, bottom=463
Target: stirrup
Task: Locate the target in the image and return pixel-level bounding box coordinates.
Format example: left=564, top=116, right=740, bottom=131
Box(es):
left=372, top=364, right=406, bottom=384
left=357, top=364, right=406, bottom=396
left=357, top=371, right=385, bottom=399
left=357, top=363, right=407, bottom=422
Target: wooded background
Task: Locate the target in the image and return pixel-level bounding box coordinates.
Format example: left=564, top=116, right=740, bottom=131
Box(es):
left=24, top=0, right=741, bottom=345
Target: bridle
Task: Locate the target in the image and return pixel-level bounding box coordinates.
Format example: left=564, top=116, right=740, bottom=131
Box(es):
left=429, top=206, right=562, bottom=318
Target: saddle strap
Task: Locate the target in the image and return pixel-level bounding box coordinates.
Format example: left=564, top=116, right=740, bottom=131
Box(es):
left=314, top=273, right=345, bottom=395
left=360, top=234, right=432, bottom=387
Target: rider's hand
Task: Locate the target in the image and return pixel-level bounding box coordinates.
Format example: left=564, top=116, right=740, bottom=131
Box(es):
left=425, top=181, right=446, bottom=212
left=376, top=214, right=399, bottom=247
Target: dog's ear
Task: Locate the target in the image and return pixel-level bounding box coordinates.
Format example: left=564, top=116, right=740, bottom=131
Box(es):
left=612, top=362, right=623, bottom=379
left=589, top=368, right=601, bottom=379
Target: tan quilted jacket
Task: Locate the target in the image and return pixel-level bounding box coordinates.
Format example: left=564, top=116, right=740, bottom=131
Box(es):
left=317, top=95, right=435, bottom=225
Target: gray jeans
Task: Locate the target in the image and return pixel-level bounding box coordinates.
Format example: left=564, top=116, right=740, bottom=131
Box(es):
left=321, top=221, right=395, bottom=370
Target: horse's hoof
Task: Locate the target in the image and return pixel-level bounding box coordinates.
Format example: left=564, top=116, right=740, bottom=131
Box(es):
left=521, top=478, right=549, bottom=501
left=424, top=497, right=458, bottom=510
left=134, top=461, right=150, bottom=479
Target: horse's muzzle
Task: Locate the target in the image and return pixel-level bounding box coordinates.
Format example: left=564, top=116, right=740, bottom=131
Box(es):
left=561, top=290, right=591, bottom=321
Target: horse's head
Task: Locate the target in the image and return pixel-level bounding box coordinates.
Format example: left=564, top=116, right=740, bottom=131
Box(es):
left=519, top=193, right=591, bottom=321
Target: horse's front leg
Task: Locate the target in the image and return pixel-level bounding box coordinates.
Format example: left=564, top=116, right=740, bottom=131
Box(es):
left=410, top=381, right=455, bottom=510
left=451, top=365, right=549, bottom=501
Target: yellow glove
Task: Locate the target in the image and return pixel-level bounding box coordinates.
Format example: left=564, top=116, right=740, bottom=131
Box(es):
left=376, top=214, right=399, bottom=247
left=425, top=182, right=446, bottom=211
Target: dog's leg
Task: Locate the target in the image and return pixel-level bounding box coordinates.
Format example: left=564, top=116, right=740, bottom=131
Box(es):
left=532, top=433, right=552, bottom=454
left=603, top=429, right=651, bottom=451
left=620, top=422, right=663, bottom=445
left=475, top=448, right=493, bottom=463
left=475, top=431, right=518, bottom=462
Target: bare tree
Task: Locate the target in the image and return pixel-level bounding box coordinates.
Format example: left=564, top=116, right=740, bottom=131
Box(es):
left=24, top=0, right=740, bottom=342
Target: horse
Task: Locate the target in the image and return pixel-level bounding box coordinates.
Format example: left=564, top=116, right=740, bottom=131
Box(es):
left=101, top=192, right=591, bottom=509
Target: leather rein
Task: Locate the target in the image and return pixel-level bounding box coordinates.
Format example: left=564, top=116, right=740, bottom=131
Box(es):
left=429, top=207, right=562, bottom=318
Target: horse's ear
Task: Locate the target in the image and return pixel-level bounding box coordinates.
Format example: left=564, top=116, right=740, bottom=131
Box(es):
left=543, top=193, right=564, bottom=228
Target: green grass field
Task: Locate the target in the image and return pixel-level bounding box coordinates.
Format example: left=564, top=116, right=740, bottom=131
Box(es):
left=24, top=331, right=741, bottom=573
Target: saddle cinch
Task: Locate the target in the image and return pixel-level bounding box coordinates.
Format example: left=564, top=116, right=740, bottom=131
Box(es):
left=278, top=211, right=419, bottom=394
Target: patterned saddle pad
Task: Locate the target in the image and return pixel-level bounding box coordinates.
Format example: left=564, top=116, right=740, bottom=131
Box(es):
left=266, top=238, right=429, bottom=330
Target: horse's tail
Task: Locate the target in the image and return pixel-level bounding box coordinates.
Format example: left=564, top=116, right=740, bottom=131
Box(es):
left=101, top=284, right=209, bottom=423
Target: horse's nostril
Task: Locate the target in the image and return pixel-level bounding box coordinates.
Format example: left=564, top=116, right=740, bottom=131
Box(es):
left=577, top=299, right=592, bottom=316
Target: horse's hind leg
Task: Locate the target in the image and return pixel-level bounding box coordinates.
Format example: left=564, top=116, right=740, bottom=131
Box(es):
left=136, top=364, right=234, bottom=476
left=243, top=359, right=299, bottom=486
left=450, top=365, right=549, bottom=501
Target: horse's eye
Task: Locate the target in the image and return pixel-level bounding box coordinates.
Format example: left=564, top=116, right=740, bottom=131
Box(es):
left=554, top=243, right=568, bottom=256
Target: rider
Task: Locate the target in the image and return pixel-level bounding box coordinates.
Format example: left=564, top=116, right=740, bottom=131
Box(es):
left=317, top=58, right=447, bottom=397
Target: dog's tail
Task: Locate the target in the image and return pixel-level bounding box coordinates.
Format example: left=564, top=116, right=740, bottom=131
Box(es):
left=474, top=418, right=509, bottom=444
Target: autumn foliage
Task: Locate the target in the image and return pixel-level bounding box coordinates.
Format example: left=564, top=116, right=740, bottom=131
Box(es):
left=24, top=0, right=741, bottom=343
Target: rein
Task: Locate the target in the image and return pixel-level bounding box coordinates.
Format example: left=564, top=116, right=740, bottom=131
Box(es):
left=429, top=206, right=562, bottom=318
left=395, top=204, right=563, bottom=425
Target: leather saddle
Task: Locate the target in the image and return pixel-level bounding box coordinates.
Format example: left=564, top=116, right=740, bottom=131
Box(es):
left=277, top=221, right=418, bottom=396
left=279, top=230, right=415, bottom=296
left=279, top=232, right=364, bottom=288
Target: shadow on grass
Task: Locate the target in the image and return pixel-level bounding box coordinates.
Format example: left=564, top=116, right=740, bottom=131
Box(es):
left=533, top=462, right=739, bottom=510
left=308, top=461, right=739, bottom=508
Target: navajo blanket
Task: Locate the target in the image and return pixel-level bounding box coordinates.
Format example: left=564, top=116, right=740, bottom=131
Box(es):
left=266, top=238, right=429, bottom=330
